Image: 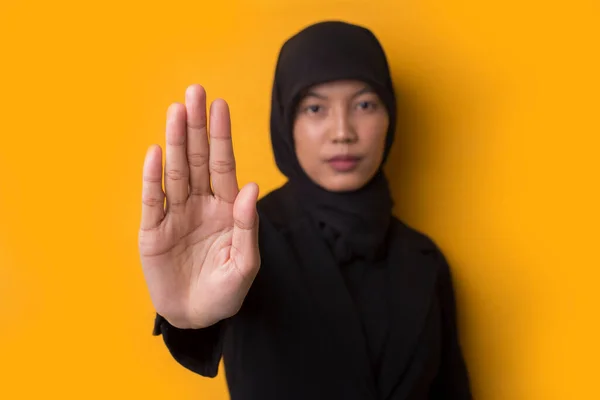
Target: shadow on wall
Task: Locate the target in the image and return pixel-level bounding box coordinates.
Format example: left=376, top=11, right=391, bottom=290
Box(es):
left=384, top=59, right=536, bottom=399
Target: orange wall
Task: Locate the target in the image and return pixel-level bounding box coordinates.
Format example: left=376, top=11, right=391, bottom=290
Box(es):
left=1, top=1, right=599, bottom=399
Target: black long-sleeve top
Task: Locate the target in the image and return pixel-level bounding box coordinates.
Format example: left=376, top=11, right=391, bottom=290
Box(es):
left=153, top=183, right=473, bottom=400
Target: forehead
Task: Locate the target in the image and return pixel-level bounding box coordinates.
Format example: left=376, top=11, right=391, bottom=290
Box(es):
left=305, top=79, right=372, bottom=95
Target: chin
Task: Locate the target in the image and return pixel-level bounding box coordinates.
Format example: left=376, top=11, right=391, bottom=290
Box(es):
left=319, top=176, right=368, bottom=193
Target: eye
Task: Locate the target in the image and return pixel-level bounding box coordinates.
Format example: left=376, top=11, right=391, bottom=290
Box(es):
left=356, top=101, right=377, bottom=111
left=304, top=104, right=323, bottom=114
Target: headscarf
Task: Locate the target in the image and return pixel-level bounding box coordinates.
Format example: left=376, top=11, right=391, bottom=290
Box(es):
left=270, top=20, right=397, bottom=263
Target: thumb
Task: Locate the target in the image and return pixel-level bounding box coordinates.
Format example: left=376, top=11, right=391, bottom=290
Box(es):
left=231, top=182, right=260, bottom=275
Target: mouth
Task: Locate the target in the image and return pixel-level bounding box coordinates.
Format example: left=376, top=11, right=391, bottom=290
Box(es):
left=326, top=155, right=362, bottom=172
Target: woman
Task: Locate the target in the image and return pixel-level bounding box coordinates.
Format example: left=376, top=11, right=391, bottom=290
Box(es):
left=138, top=20, right=472, bottom=399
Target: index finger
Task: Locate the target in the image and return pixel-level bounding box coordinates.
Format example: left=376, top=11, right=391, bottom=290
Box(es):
left=208, top=99, right=239, bottom=203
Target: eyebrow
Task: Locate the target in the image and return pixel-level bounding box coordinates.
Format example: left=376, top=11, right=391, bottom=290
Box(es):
left=303, top=86, right=375, bottom=100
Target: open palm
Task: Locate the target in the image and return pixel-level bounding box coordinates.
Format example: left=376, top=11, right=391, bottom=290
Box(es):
left=138, top=84, right=260, bottom=330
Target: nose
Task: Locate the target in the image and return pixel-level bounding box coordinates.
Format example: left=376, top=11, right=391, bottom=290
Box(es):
left=331, top=108, right=357, bottom=144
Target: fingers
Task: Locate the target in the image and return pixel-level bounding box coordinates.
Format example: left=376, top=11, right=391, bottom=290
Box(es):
left=231, top=182, right=260, bottom=276
left=164, top=103, right=190, bottom=213
left=140, top=144, right=165, bottom=230
left=209, top=99, right=239, bottom=203
left=185, top=85, right=210, bottom=196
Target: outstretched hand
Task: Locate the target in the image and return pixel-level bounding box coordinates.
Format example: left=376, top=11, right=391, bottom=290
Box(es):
left=138, top=84, right=261, bottom=329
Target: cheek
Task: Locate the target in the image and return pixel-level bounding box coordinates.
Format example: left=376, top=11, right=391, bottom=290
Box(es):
left=361, top=119, right=388, bottom=161
left=293, top=121, right=323, bottom=168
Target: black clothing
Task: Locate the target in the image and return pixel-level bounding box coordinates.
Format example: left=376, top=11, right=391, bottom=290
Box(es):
left=271, top=21, right=396, bottom=265
left=153, top=184, right=472, bottom=399
left=152, top=20, right=472, bottom=399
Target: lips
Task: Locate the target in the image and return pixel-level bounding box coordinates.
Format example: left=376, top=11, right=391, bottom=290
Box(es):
left=327, top=155, right=361, bottom=172
left=328, top=155, right=359, bottom=162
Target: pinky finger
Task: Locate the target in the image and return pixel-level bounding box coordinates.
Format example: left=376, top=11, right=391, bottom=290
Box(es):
left=140, top=144, right=166, bottom=231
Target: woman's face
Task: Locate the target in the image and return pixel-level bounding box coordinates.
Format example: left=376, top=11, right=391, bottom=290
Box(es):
left=293, top=79, right=390, bottom=192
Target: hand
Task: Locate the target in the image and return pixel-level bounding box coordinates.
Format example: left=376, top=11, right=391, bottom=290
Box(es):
left=138, top=84, right=260, bottom=329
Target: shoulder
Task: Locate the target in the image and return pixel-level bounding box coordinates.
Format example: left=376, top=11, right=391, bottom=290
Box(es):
left=389, top=217, right=440, bottom=253
left=389, top=216, right=452, bottom=273
left=256, top=182, right=304, bottom=232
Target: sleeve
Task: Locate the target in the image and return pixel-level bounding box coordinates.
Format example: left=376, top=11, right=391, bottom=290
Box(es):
left=152, top=313, right=227, bottom=378
left=429, top=249, right=473, bottom=399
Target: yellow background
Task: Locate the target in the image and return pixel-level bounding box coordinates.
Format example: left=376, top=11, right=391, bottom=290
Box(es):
left=1, top=1, right=599, bottom=399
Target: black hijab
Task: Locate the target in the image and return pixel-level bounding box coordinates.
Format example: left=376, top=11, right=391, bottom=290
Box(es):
left=270, top=21, right=397, bottom=264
